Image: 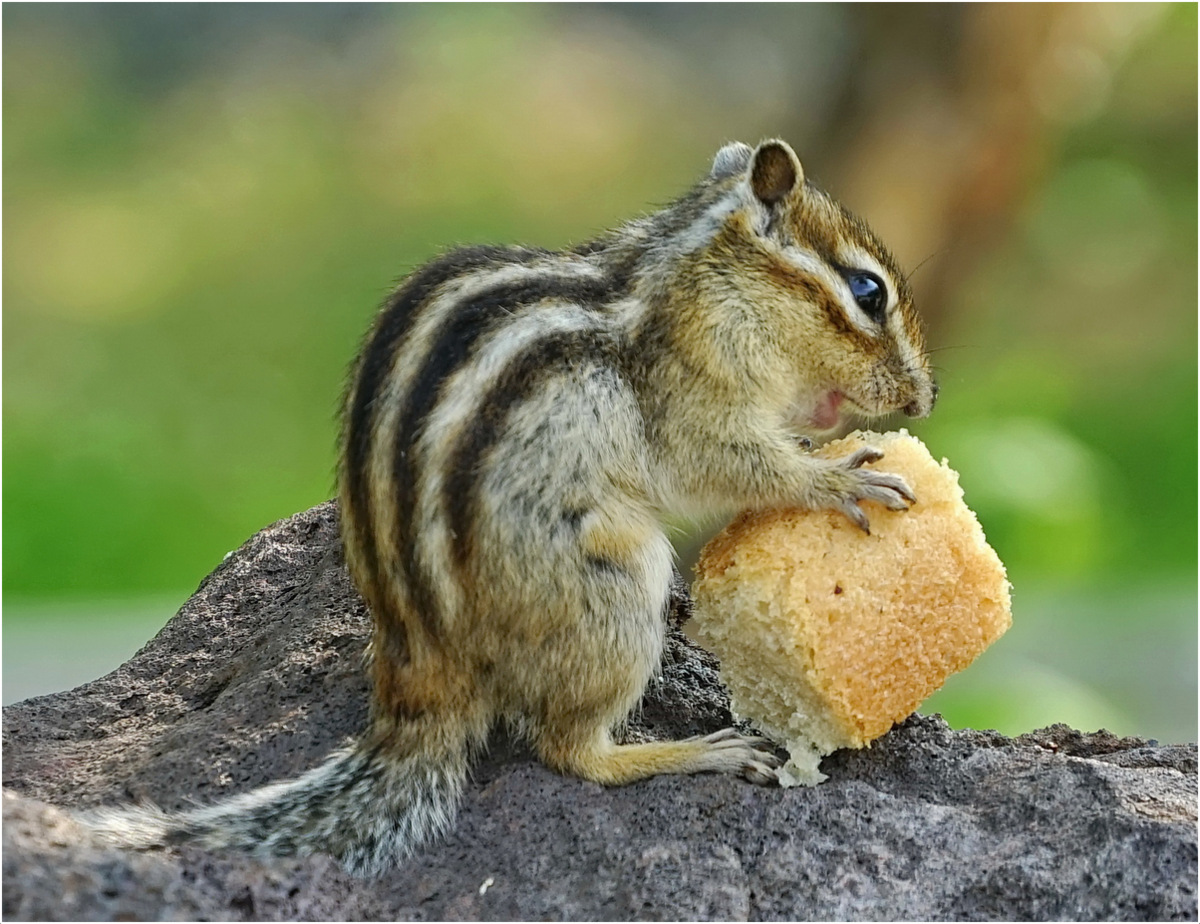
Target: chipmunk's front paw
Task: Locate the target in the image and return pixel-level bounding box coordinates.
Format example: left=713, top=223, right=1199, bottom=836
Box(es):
left=825, top=447, right=916, bottom=534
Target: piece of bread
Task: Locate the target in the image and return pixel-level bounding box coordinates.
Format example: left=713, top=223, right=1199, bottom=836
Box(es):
left=689, top=429, right=1012, bottom=786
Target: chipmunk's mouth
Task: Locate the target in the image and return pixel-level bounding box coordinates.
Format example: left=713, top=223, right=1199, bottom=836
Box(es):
left=808, top=391, right=844, bottom=430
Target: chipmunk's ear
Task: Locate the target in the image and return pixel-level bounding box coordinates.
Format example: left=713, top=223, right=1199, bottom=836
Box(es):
left=710, top=141, right=753, bottom=179
left=749, top=139, right=804, bottom=207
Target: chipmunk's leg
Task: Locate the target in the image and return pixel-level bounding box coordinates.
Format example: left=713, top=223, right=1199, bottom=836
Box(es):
left=529, top=519, right=780, bottom=787
left=537, top=722, right=781, bottom=786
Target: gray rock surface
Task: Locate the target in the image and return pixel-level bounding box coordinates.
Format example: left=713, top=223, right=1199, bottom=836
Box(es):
left=3, top=501, right=1196, bottom=921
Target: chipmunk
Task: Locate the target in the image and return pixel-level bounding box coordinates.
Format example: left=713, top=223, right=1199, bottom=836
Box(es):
left=83, top=139, right=936, bottom=876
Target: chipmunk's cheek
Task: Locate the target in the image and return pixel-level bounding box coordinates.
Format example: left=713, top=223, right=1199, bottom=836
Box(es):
left=808, top=391, right=844, bottom=430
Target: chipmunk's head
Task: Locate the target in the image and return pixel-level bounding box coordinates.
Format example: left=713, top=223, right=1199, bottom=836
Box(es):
left=694, top=138, right=937, bottom=434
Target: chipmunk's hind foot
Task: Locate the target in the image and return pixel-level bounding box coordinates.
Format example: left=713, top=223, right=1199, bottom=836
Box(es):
left=537, top=725, right=781, bottom=787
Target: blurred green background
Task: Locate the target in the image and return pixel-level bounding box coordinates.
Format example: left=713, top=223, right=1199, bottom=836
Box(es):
left=4, top=4, right=1196, bottom=743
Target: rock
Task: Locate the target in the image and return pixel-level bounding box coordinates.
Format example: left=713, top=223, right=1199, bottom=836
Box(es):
left=2, top=792, right=387, bottom=921
left=3, top=502, right=1196, bottom=921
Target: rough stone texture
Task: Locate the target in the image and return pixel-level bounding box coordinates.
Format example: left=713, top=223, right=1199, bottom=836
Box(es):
left=3, top=502, right=1196, bottom=921
left=2, top=792, right=388, bottom=921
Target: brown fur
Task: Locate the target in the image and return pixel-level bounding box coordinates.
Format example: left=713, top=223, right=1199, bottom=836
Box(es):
left=81, top=139, right=934, bottom=877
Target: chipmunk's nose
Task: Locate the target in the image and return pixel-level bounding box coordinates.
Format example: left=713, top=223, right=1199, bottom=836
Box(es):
left=903, top=380, right=938, bottom=418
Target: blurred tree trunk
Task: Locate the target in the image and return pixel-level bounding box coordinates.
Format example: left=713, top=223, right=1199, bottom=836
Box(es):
left=802, top=4, right=1162, bottom=336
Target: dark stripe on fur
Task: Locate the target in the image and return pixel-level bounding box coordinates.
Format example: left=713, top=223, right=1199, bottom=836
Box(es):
left=341, top=245, right=545, bottom=617
left=393, top=271, right=628, bottom=639
left=442, top=330, right=616, bottom=573
left=585, top=555, right=629, bottom=579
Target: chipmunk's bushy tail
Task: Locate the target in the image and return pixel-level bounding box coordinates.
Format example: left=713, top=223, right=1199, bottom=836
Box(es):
left=79, top=730, right=468, bottom=877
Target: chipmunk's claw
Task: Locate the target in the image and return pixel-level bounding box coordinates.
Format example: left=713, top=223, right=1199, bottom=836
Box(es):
left=845, top=446, right=885, bottom=468
left=693, top=728, right=783, bottom=785
left=839, top=499, right=872, bottom=534
left=831, top=447, right=918, bottom=532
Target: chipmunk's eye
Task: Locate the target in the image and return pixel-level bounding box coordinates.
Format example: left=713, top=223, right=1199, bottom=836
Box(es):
left=847, top=271, right=887, bottom=322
